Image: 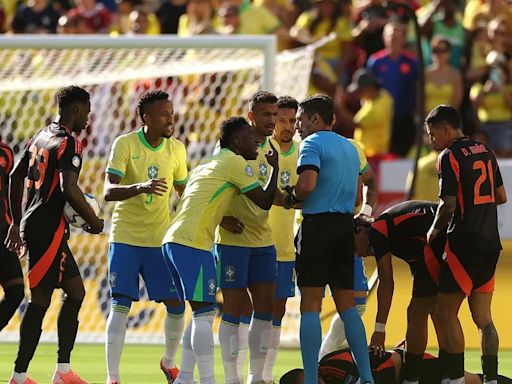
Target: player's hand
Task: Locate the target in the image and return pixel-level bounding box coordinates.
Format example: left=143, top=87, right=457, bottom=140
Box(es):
left=370, top=331, right=386, bottom=357
left=139, top=178, right=168, bottom=196
left=5, top=224, right=24, bottom=256
left=426, top=226, right=439, bottom=244
left=83, top=218, right=104, bottom=234
left=221, top=216, right=244, bottom=234
left=266, top=141, right=279, bottom=169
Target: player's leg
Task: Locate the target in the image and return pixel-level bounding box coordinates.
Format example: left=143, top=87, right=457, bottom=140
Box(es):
left=402, top=296, right=436, bottom=384
left=320, top=255, right=368, bottom=358
left=0, top=241, right=25, bottom=331
left=105, top=243, right=142, bottom=384
left=330, top=215, right=373, bottom=384
left=11, top=284, right=53, bottom=384
left=263, top=261, right=296, bottom=383
left=469, top=291, right=498, bottom=384
left=247, top=246, right=276, bottom=384
left=140, top=246, right=185, bottom=382
left=165, top=243, right=218, bottom=384
left=175, top=321, right=196, bottom=384
left=238, top=291, right=253, bottom=382
left=432, top=310, right=449, bottom=384
left=215, top=244, right=251, bottom=384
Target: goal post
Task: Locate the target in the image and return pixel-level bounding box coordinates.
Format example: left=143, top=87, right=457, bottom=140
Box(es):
left=0, top=34, right=322, bottom=345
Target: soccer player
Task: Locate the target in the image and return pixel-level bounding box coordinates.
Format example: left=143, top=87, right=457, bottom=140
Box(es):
left=319, top=137, right=378, bottom=359
left=162, top=116, right=279, bottom=384
left=103, top=90, right=188, bottom=384
left=214, top=91, right=279, bottom=384
left=279, top=347, right=512, bottom=384
left=261, top=95, right=300, bottom=383
left=354, top=201, right=448, bottom=383
left=425, top=105, right=507, bottom=384
left=5, top=86, right=104, bottom=384
left=288, top=94, right=373, bottom=384
left=0, top=139, right=24, bottom=332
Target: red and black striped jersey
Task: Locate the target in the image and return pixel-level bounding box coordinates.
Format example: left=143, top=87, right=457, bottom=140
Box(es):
left=0, top=141, right=14, bottom=234
left=438, top=137, right=503, bottom=245
left=19, top=123, right=82, bottom=234
left=369, top=201, right=441, bottom=265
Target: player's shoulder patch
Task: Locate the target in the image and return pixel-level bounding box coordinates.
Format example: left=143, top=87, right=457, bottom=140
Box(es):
left=72, top=155, right=81, bottom=168
left=245, top=165, right=254, bottom=177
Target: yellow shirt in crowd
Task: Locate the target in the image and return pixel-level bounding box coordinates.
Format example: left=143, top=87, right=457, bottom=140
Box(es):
left=106, top=129, right=188, bottom=247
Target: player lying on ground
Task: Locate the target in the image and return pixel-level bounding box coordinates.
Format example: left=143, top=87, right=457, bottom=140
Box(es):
left=279, top=346, right=512, bottom=384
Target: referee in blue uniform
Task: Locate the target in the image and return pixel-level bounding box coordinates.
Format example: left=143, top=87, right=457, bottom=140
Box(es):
left=287, top=95, right=374, bottom=384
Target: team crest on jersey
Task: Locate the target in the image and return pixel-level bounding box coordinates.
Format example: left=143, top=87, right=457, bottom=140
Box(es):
left=280, top=170, right=291, bottom=186
left=245, top=165, right=253, bottom=177
left=109, top=272, right=117, bottom=288
left=72, top=156, right=81, bottom=168
left=259, top=162, right=268, bottom=177
left=225, top=265, right=235, bottom=282
left=147, top=164, right=159, bottom=179
left=208, top=279, right=216, bottom=296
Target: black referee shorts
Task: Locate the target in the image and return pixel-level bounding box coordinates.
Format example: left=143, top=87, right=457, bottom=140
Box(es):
left=295, top=212, right=354, bottom=289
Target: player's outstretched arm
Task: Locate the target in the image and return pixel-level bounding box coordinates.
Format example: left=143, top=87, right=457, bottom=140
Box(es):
left=103, top=172, right=168, bottom=201
left=245, top=142, right=279, bottom=210
left=371, top=253, right=394, bottom=355
left=61, top=170, right=104, bottom=234
left=427, top=195, right=456, bottom=244
left=5, top=156, right=28, bottom=253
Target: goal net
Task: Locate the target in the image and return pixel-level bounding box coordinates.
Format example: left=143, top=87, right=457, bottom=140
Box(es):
left=0, top=36, right=316, bottom=345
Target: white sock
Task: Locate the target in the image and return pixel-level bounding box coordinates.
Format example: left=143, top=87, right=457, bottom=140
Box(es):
left=485, top=381, right=498, bottom=384
left=192, top=311, right=216, bottom=383
left=449, top=378, right=465, bottom=384
left=262, top=325, right=281, bottom=382
left=319, top=314, right=345, bottom=360
left=237, top=321, right=250, bottom=381
left=56, top=362, right=70, bottom=374
left=11, top=372, right=27, bottom=383
left=219, top=320, right=240, bottom=384
left=162, top=312, right=185, bottom=369
left=105, top=306, right=129, bottom=382
left=247, top=317, right=271, bottom=383
left=175, top=322, right=196, bottom=384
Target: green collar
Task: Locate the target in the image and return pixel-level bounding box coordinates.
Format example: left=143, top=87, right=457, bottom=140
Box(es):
left=259, top=137, right=268, bottom=149
left=239, top=0, right=250, bottom=12
left=138, top=128, right=166, bottom=151
left=281, top=141, right=296, bottom=157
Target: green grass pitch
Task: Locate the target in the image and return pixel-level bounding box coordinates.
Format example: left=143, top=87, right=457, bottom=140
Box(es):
left=1, top=344, right=511, bottom=383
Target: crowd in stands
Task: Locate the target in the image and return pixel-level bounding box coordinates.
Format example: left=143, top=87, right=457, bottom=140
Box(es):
left=1, top=0, right=512, bottom=167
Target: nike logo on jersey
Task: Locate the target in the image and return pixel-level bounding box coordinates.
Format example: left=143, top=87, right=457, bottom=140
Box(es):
left=132, top=155, right=141, bottom=160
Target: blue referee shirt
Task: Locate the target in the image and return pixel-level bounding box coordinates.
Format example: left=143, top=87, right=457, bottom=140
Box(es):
left=297, top=131, right=360, bottom=215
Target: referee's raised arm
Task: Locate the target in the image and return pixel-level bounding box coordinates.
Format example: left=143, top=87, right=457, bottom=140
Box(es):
left=292, top=95, right=374, bottom=384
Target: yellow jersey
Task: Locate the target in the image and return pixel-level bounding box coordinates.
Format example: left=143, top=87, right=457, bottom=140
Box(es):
left=353, top=89, right=393, bottom=157
left=216, top=137, right=275, bottom=247
left=268, top=140, right=299, bottom=262
left=470, top=83, right=512, bottom=122
left=406, top=150, right=439, bottom=202
left=163, top=148, right=261, bottom=251
left=106, top=129, right=188, bottom=247
left=425, top=81, right=454, bottom=114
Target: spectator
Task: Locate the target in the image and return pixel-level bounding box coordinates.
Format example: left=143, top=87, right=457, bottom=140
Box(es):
left=290, top=0, right=354, bottom=85
left=367, top=21, right=418, bottom=157
left=217, top=3, right=240, bottom=35
left=156, top=0, right=186, bottom=34
left=486, top=17, right=511, bottom=66
left=109, top=0, right=136, bottom=34
left=470, top=62, right=512, bottom=157
left=128, top=8, right=160, bottom=34
left=466, top=21, right=491, bottom=83
left=11, top=0, right=61, bottom=33
left=425, top=37, right=463, bottom=113
left=346, top=68, right=393, bottom=158
left=419, top=0, right=466, bottom=69
left=405, top=146, right=439, bottom=202
left=177, top=0, right=215, bottom=36
left=463, top=0, right=512, bottom=35
left=67, top=0, right=113, bottom=33
left=56, top=13, right=89, bottom=33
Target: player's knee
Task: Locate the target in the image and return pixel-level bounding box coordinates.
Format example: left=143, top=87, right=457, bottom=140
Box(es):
left=68, top=286, right=86, bottom=303
left=272, top=300, right=286, bottom=321
left=471, top=311, right=492, bottom=329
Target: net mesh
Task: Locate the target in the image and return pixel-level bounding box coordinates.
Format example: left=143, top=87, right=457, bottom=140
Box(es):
left=0, top=42, right=315, bottom=344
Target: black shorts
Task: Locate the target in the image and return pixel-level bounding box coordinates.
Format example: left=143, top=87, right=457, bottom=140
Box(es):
left=0, top=235, right=23, bottom=284
left=439, top=231, right=500, bottom=296
left=23, top=221, right=80, bottom=289
left=295, top=213, right=354, bottom=289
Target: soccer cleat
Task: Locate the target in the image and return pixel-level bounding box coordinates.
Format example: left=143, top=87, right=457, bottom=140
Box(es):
left=107, top=381, right=119, bottom=384
left=9, top=378, right=38, bottom=384
left=51, top=370, right=88, bottom=384
left=160, top=359, right=179, bottom=383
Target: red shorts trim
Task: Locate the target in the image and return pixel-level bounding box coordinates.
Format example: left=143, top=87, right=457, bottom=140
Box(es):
left=444, top=240, right=473, bottom=296
left=474, top=275, right=495, bottom=293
